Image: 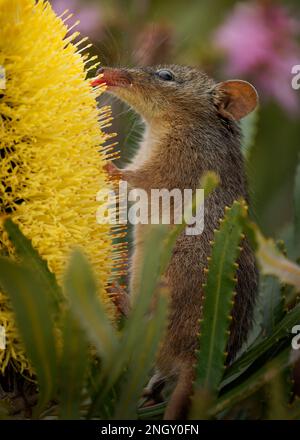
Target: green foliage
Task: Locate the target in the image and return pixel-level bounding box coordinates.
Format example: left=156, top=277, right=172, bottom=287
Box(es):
left=88, top=225, right=170, bottom=419
left=1, top=165, right=300, bottom=420
left=65, top=250, right=118, bottom=364
left=193, top=200, right=246, bottom=397
left=210, top=348, right=297, bottom=418
left=259, top=276, right=285, bottom=337
left=4, top=218, right=62, bottom=314
left=58, top=309, right=88, bottom=420
left=222, top=302, right=300, bottom=387
left=266, top=367, right=291, bottom=420
left=0, top=257, right=57, bottom=413
left=113, top=290, right=167, bottom=419
left=245, top=220, right=300, bottom=305
left=0, top=221, right=171, bottom=419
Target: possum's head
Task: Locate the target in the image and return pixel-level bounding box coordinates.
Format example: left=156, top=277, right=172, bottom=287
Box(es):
left=91, top=65, right=258, bottom=126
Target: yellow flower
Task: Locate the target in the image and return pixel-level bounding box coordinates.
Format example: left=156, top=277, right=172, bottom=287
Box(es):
left=0, top=0, right=121, bottom=374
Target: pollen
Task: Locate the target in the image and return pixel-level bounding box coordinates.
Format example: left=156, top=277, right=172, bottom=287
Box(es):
left=0, top=0, right=122, bottom=374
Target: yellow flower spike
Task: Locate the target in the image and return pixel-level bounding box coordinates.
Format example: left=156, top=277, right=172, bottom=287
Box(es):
left=0, top=0, right=122, bottom=374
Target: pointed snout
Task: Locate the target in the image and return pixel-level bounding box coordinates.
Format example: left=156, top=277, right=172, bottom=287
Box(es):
left=90, top=67, right=132, bottom=88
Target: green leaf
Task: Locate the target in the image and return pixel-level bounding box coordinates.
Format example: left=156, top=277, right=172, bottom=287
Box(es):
left=0, top=257, right=57, bottom=413
left=58, top=309, right=88, bottom=420
left=246, top=222, right=300, bottom=303
left=260, top=275, right=285, bottom=337
left=88, top=225, right=170, bottom=417
left=137, top=402, right=166, bottom=420
left=210, top=348, right=296, bottom=418
left=241, top=271, right=286, bottom=357
left=266, top=366, right=291, bottom=420
left=288, top=400, right=300, bottom=420
left=113, top=290, right=168, bottom=419
left=64, top=249, right=118, bottom=365
left=241, top=109, right=259, bottom=159
left=194, top=200, right=247, bottom=394
left=4, top=218, right=62, bottom=313
left=222, top=302, right=300, bottom=386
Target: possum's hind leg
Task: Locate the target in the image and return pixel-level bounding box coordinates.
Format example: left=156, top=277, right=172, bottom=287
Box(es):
left=163, top=362, right=194, bottom=420
left=140, top=370, right=166, bottom=407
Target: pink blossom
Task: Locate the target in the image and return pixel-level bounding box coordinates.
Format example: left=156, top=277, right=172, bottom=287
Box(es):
left=50, top=0, right=103, bottom=39
left=214, top=2, right=300, bottom=114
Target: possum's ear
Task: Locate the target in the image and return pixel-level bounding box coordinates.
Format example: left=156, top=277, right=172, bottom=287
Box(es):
left=213, top=80, right=258, bottom=121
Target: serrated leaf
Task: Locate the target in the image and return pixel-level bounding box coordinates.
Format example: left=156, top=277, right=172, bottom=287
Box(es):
left=194, top=200, right=247, bottom=395
left=4, top=218, right=62, bottom=313
left=251, top=225, right=300, bottom=303
left=260, top=275, right=285, bottom=337
left=0, top=257, right=57, bottom=413
left=222, top=302, right=300, bottom=386
left=113, top=291, right=168, bottom=419
left=58, top=309, right=88, bottom=420
left=88, top=225, right=170, bottom=418
left=210, top=348, right=297, bottom=417
left=64, top=249, right=118, bottom=364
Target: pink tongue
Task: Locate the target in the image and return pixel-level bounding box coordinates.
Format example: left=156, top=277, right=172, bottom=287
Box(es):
left=90, top=76, right=105, bottom=87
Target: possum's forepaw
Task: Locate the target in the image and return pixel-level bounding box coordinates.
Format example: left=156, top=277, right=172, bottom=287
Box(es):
left=107, top=282, right=131, bottom=317
left=104, top=162, right=121, bottom=179
left=104, top=161, right=136, bottom=186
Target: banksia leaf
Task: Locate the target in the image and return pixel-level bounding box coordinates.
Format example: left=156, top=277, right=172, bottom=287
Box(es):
left=0, top=0, right=119, bottom=374
left=244, top=240, right=287, bottom=350
left=0, top=257, right=57, bottom=413
left=248, top=224, right=300, bottom=303
left=193, top=200, right=247, bottom=395
left=64, top=250, right=118, bottom=365
left=113, top=289, right=168, bottom=419
left=223, top=302, right=300, bottom=386
left=260, top=274, right=285, bottom=337
left=89, top=225, right=171, bottom=418
left=211, top=348, right=296, bottom=418
left=4, top=219, right=62, bottom=314
left=58, top=309, right=88, bottom=420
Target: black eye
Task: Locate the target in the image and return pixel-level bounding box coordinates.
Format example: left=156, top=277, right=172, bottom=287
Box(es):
left=156, top=69, right=174, bottom=81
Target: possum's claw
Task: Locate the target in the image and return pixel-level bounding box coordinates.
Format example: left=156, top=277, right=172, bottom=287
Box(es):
left=104, top=162, right=121, bottom=178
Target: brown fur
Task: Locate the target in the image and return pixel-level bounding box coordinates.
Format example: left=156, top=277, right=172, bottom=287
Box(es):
left=100, top=65, right=259, bottom=419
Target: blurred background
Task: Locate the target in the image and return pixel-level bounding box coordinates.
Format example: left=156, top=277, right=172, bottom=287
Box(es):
left=51, top=0, right=300, bottom=244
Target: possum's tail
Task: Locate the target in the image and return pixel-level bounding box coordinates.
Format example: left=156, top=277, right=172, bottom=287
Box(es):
left=163, top=362, right=194, bottom=420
